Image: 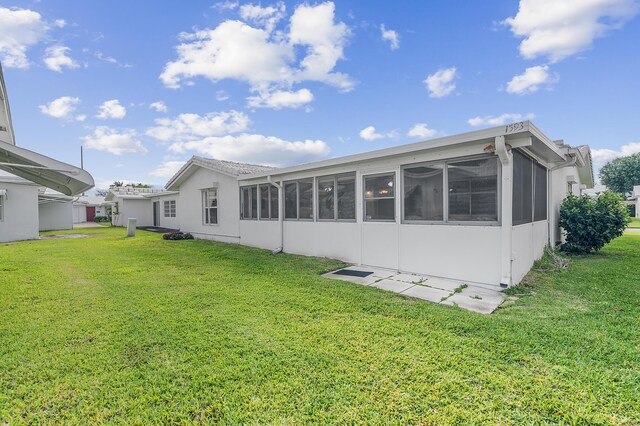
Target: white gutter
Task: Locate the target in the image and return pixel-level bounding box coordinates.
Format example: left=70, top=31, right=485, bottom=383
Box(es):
left=495, top=135, right=513, bottom=287
left=267, top=175, right=283, bottom=253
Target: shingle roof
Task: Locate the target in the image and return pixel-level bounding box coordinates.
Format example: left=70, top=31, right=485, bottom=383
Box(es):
left=191, top=156, right=276, bottom=176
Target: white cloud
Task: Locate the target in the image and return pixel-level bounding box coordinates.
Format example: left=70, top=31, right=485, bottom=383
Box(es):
left=468, top=113, right=536, bottom=127
left=149, top=101, right=168, bottom=113
left=424, top=67, right=457, bottom=98
left=240, top=2, right=286, bottom=33
left=96, top=99, right=127, bottom=120
left=504, top=0, right=638, bottom=63
left=146, top=110, right=250, bottom=142
left=407, top=123, right=437, bottom=138
left=169, top=133, right=330, bottom=167
left=43, top=46, right=79, bottom=72
left=95, top=51, right=132, bottom=68
left=39, top=96, right=84, bottom=121
left=380, top=24, right=400, bottom=50
left=359, top=126, right=390, bottom=141
left=82, top=126, right=147, bottom=155
left=0, top=7, right=49, bottom=68
left=216, top=90, right=230, bottom=101
left=160, top=1, right=353, bottom=107
left=212, top=1, right=239, bottom=12
left=247, top=88, right=313, bottom=109
left=506, top=65, right=557, bottom=95
left=592, top=142, right=640, bottom=169
left=150, top=160, right=186, bottom=178
left=54, top=19, right=66, bottom=28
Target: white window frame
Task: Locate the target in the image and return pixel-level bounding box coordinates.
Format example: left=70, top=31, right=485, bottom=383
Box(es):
left=0, top=192, right=4, bottom=222
left=202, top=188, right=218, bottom=225
left=163, top=199, right=176, bottom=218
left=240, top=185, right=258, bottom=220
left=316, top=173, right=357, bottom=222
left=363, top=172, right=396, bottom=222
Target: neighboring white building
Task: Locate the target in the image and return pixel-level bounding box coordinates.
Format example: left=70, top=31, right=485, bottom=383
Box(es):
left=163, top=121, right=593, bottom=288
left=73, top=195, right=108, bottom=223
left=105, top=186, right=177, bottom=228
left=38, top=189, right=74, bottom=231
left=0, top=63, right=94, bottom=242
left=632, top=186, right=640, bottom=218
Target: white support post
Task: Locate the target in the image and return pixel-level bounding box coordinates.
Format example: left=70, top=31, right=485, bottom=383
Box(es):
left=495, top=136, right=513, bottom=287
left=126, top=218, right=136, bottom=237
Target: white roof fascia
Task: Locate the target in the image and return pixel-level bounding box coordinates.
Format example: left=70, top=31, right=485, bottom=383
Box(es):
left=0, top=63, right=16, bottom=146
left=240, top=121, right=566, bottom=181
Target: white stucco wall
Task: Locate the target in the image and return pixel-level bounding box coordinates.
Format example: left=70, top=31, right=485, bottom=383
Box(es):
left=39, top=200, right=73, bottom=231
left=73, top=205, right=87, bottom=223
left=112, top=198, right=153, bottom=227
left=511, top=221, right=549, bottom=285
left=149, top=193, right=181, bottom=230
left=0, top=181, right=39, bottom=242
left=173, top=167, right=240, bottom=243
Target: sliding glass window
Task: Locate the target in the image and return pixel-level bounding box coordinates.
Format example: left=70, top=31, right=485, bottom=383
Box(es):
left=240, top=185, right=258, bottom=220
left=317, top=173, right=356, bottom=221
left=259, top=184, right=279, bottom=220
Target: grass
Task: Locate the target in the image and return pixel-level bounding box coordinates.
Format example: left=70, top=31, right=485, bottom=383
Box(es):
left=1, top=228, right=639, bottom=424
left=628, top=217, right=640, bottom=228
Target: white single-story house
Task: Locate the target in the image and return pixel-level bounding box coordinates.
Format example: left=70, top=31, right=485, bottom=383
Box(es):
left=632, top=186, right=640, bottom=218
left=73, top=195, right=109, bottom=223
left=163, top=121, right=593, bottom=288
left=105, top=186, right=179, bottom=228
left=0, top=63, right=94, bottom=242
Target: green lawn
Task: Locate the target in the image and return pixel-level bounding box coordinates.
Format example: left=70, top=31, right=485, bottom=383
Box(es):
left=628, top=217, right=640, bottom=228
left=1, top=228, right=639, bottom=424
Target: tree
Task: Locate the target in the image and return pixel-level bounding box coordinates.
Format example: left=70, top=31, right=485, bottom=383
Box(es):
left=599, top=153, right=640, bottom=195
left=94, top=188, right=109, bottom=197
left=559, top=191, right=629, bottom=254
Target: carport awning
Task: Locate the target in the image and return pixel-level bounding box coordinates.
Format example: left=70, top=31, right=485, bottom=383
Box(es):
left=0, top=141, right=94, bottom=196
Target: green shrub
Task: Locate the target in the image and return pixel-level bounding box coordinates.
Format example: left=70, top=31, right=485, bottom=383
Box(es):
left=559, top=191, right=629, bottom=254
left=93, top=215, right=110, bottom=223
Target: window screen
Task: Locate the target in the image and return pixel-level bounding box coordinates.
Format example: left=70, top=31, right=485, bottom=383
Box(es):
left=403, top=165, right=444, bottom=221
left=284, top=180, right=313, bottom=220
left=259, top=184, right=279, bottom=220
left=240, top=186, right=258, bottom=219
left=534, top=163, right=547, bottom=221
left=316, top=174, right=356, bottom=221
left=364, top=173, right=395, bottom=221
left=337, top=175, right=356, bottom=220
left=512, top=150, right=533, bottom=225
left=448, top=157, right=498, bottom=221
left=317, top=177, right=335, bottom=220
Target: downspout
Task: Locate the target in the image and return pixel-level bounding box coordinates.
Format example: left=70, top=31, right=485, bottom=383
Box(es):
left=495, top=136, right=513, bottom=288
left=267, top=175, right=283, bottom=253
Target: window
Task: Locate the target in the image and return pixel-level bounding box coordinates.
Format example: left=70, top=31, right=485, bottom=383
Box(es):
left=259, top=184, right=279, bottom=220
left=448, top=157, right=498, bottom=222
left=403, top=164, right=444, bottom=221
left=512, top=150, right=548, bottom=224
left=284, top=179, right=314, bottom=220
left=163, top=200, right=176, bottom=218
left=364, top=173, right=395, bottom=221
left=534, top=163, right=547, bottom=221
left=317, top=174, right=356, bottom=221
left=240, top=185, right=258, bottom=220
left=202, top=189, right=217, bottom=224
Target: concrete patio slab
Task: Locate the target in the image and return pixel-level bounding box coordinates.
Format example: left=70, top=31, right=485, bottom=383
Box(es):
left=441, top=286, right=505, bottom=314
left=402, top=285, right=452, bottom=303
left=371, top=279, right=415, bottom=293
left=422, top=277, right=464, bottom=292
left=391, top=273, right=428, bottom=284
left=346, top=265, right=396, bottom=278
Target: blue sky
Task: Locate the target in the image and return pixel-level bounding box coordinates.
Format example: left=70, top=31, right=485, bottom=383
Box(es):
left=1, top=0, right=639, bottom=190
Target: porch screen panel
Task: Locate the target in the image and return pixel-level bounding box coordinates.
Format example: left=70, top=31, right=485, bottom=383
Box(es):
left=284, top=182, right=297, bottom=219
left=512, top=150, right=533, bottom=225
left=364, top=173, right=395, bottom=221
left=298, top=180, right=313, bottom=219
left=447, top=157, right=498, bottom=222
left=337, top=175, right=356, bottom=220
left=404, top=165, right=444, bottom=221
left=250, top=186, right=258, bottom=219
left=269, top=185, right=279, bottom=219
left=534, top=163, right=548, bottom=221
left=260, top=185, right=270, bottom=219
left=318, top=177, right=335, bottom=220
